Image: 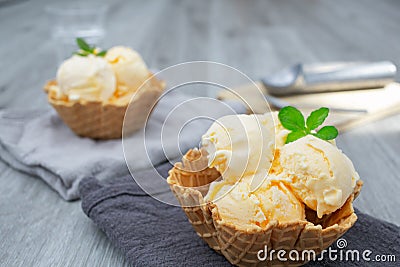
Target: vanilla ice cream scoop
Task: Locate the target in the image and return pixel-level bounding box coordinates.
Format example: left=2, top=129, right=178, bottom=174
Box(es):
left=56, top=55, right=116, bottom=102
left=105, top=46, right=149, bottom=92
left=201, top=112, right=289, bottom=190
left=253, top=178, right=305, bottom=223
left=278, top=135, right=359, bottom=218
left=205, top=176, right=305, bottom=230
left=206, top=181, right=267, bottom=230
left=201, top=113, right=275, bottom=185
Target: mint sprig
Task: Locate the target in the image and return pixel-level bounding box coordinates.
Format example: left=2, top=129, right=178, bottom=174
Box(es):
left=278, top=106, right=338, bottom=144
left=74, top=38, right=107, bottom=57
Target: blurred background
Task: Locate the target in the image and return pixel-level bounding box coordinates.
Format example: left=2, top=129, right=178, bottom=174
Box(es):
left=1, top=0, right=399, bottom=108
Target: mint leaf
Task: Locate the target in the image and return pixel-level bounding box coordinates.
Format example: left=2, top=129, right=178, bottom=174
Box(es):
left=278, top=106, right=305, bottom=131
left=76, top=38, right=91, bottom=52
left=74, top=51, right=89, bottom=57
left=286, top=131, right=307, bottom=144
left=96, top=50, right=107, bottom=57
left=74, top=38, right=108, bottom=57
left=306, top=107, right=329, bottom=131
left=314, top=126, right=338, bottom=140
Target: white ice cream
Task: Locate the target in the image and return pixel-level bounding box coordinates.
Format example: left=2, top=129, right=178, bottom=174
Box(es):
left=56, top=55, right=116, bottom=102
left=277, top=135, right=359, bottom=218
left=105, top=46, right=149, bottom=92
left=201, top=113, right=359, bottom=231
left=201, top=113, right=275, bottom=185
left=206, top=176, right=305, bottom=230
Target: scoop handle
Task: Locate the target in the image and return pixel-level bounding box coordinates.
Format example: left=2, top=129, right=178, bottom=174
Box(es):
left=301, top=61, right=397, bottom=93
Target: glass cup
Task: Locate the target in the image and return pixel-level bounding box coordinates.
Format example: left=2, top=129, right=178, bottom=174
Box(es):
left=45, top=3, right=109, bottom=64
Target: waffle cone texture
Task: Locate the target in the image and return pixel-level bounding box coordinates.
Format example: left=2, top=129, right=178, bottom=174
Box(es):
left=44, top=76, right=165, bottom=139
left=167, top=148, right=363, bottom=267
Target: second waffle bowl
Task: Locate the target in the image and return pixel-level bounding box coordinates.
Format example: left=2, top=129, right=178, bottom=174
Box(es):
left=44, top=75, right=165, bottom=139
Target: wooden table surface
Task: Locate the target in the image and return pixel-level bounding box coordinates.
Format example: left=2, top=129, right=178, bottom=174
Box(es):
left=1, top=0, right=399, bottom=266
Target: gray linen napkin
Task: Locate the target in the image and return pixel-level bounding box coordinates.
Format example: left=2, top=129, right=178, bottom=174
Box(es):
left=79, top=165, right=399, bottom=266
left=0, top=93, right=245, bottom=200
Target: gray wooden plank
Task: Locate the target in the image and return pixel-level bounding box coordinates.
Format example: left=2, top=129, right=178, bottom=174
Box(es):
left=338, top=114, right=400, bottom=224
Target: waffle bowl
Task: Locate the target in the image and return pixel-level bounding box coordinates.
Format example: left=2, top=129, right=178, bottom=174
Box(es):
left=44, top=75, right=165, bottom=139
left=167, top=148, right=363, bottom=267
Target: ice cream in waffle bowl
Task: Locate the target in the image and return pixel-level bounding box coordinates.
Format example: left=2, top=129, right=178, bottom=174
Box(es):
left=44, top=39, right=165, bottom=139
left=167, top=109, right=362, bottom=266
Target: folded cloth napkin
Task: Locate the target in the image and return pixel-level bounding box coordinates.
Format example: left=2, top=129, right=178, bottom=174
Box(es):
left=0, top=93, right=245, bottom=201
left=80, top=166, right=399, bottom=267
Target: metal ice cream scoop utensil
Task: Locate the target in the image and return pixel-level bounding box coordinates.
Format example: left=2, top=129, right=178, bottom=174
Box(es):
left=262, top=61, right=397, bottom=96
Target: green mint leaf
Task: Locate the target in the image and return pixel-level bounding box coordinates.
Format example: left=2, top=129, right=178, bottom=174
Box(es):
left=306, top=107, right=329, bottom=131
left=76, top=38, right=91, bottom=52
left=278, top=106, right=306, bottom=131
left=96, top=50, right=107, bottom=57
left=314, top=126, right=338, bottom=140
left=73, top=51, right=89, bottom=57
left=285, top=131, right=307, bottom=144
